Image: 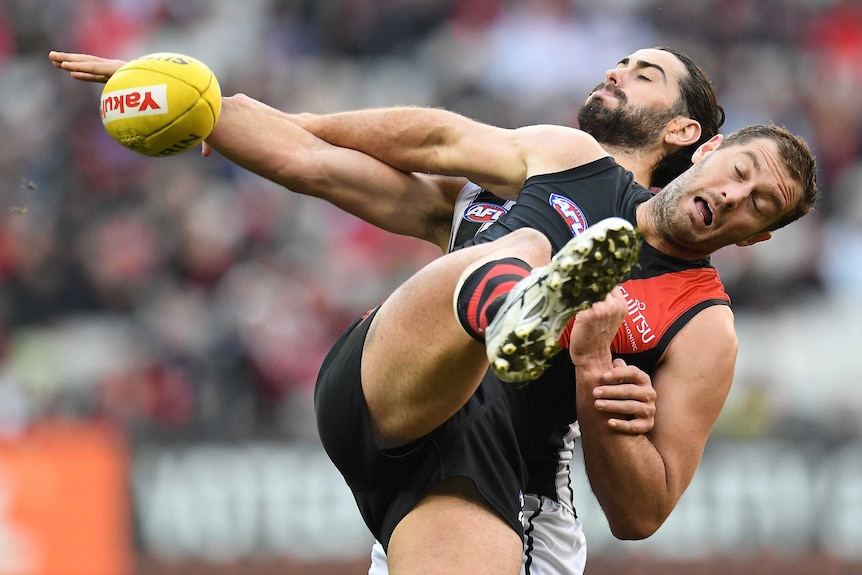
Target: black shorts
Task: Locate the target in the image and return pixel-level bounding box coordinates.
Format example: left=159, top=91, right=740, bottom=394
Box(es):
left=314, top=308, right=531, bottom=550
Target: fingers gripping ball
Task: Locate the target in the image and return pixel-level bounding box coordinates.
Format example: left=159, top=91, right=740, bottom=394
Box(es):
left=100, top=53, right=221, bottom=157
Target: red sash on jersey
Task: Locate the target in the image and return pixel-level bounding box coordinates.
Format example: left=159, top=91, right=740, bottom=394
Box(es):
left=559, top=267, right=730, bottom=356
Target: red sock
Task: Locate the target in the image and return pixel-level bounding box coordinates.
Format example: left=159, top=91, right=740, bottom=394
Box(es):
left=455, top=257, right=531, bottom=342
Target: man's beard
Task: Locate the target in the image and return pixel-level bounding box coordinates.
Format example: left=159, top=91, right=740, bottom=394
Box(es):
left=647, top=161, right=707, bottom=250
left=577, top=86, right=677, bottom=150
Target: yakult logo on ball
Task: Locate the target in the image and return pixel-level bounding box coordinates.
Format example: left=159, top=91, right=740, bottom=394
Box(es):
left=100, top=85, right=168, bottom=123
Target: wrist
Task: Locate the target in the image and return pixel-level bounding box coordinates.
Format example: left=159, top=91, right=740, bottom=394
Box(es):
left=574, top=363, right=611, bottom=387
left=570, top=349, right=612, bottom=370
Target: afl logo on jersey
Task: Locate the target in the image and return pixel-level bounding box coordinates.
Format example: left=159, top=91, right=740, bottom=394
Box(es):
left=463, top=202, right=508, bottom=223
left=549, top=194, right=588, bottom=236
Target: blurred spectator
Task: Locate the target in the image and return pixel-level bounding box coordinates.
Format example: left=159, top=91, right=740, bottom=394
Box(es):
left=0, top=5, right=14, bottom=69
left=818, top=161, right=862, bottom=302
left=801, top=0, right=862, bottom=206
left=476, top=0, right=656, bottom=125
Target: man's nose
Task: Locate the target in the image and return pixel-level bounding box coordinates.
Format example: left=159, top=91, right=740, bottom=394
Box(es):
left=720, top=187, right=745, bottom=209
left=604, top=68, right=621, bottom=86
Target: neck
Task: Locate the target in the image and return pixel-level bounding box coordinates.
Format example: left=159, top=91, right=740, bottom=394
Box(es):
left=602, top=143, right=705, bottom=258
left=605, top=146, right=665, bottom=255
left=600, top=144, right=657, bottom=188
left=634, top=201, right=664, bottom=254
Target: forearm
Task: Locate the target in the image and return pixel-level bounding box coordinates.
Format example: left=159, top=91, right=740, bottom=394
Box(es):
left=292, top=107, right=470, bottom=173
left=575, top=364, right=674, bottom=539
left=206, top=96, right=456, bottom=244
left=208, top=97, right=326, bottom=190
left=289, top=107, right=526, bottom=198
left=227, top=103, right=455, bottom=175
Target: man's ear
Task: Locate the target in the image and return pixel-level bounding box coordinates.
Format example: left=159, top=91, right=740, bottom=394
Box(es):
left=665, top=118, right=701, bottom=148
left=691, top=134, right=725, bottom=164
left=736, top=230, right=772, bottom=247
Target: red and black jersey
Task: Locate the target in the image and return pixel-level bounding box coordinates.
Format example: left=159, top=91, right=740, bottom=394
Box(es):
left=559, top=241, right=730, bottom=374
left=610, top=244, right=730, bottom=369
left=449, top=157, right=731, bottom=505
left=452, top=156, right=730, bottom=375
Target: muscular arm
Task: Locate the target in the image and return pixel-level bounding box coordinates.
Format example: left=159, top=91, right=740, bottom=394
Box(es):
left=207, top=95, right=464, bottom=249
left=48, top=51, right=466, bottom=249
left=200, top=94, right=533, bottom=195
left=49, top=51, right=609, bottom=229
left=574, top=305, right=737, bottom=539
left=292, top=108, right=607, bottom=199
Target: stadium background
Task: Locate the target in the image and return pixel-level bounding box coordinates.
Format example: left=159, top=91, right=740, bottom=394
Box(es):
left=0, top=0, right=861, bottom=573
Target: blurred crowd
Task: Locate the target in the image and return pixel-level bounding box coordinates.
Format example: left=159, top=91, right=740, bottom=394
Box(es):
left=0, top=0, right=860, bottom=443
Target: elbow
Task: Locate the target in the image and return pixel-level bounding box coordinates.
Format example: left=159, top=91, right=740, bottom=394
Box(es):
left=609, top=522, right=660, bottom=541
left=600, top=488, right=681, bottom=540
left=606, top=513, right=667, bottom=541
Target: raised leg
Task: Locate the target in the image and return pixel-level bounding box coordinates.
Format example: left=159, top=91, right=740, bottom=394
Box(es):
left=360, top=227, right=551, bottom=449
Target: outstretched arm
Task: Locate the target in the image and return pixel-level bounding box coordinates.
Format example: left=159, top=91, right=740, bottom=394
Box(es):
left=290, top=108, right=607, bottom=199
left=208, top=95, right=464, bottom=247
left=221, top=100, right=603, bottom=199
left=49, top=51, right=464, bottom=249
left=50, top=51, right=608, bottom=200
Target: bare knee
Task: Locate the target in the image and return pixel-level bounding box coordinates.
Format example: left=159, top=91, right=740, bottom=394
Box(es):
left=496, top=227, right=551, bottom=266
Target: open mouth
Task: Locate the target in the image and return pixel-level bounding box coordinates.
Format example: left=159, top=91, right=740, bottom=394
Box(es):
left=695, top=197, right=714, bottom=226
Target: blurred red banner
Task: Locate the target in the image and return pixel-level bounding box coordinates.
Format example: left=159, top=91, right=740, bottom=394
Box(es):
left=0, top=422, right=130, bottom=575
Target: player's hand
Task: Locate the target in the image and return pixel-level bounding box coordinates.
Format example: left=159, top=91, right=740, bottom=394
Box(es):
left=48, top=51, right=125, bottom=83
left=592, top=358, right=656, bottom=434
left=568, top=287, right=627, bottom=363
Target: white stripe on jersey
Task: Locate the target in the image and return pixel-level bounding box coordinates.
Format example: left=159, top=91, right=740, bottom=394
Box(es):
left=448, top=181, right=515, bottom=252
left=550, top=422, right=581, bottom=516
left=448, top=181, right=483, bottom=253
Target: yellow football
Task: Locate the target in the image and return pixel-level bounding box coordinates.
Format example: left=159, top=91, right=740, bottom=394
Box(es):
left=100, top=53, right=221, bottom=157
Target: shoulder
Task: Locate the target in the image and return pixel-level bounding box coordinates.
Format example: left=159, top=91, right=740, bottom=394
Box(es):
left=513, top=125, right=610, bottom=178
left=667, top=305, right=737, bottom=365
